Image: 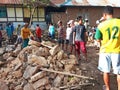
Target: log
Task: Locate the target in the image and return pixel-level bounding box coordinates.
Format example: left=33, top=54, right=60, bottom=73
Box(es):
left=59, top=83, right=94, bottom=89
left=40, top=68, right=94, bottom=80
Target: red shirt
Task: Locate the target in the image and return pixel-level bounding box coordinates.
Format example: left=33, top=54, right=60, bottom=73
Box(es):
left=36, top=26, right=41, bottom=38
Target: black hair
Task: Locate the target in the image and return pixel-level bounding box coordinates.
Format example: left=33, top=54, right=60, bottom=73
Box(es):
left=76, top=16, right=82, bottom=21
left=36, top=24, right=39, bottom=26
left=103, top=5, right=113, bottom=15
left=49, top=22, right=53, bottom=25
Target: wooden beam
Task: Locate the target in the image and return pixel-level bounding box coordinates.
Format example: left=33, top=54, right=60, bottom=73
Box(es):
left=59, top=83, right=94, bottom=89
left=40, top=68, right=94, bottom=80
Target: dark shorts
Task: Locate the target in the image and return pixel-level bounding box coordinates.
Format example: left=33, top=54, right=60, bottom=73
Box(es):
left=65, top=39, right=69, bottom=44
left=58, top=38, right=64, bottom=44
left=22, top=38, right=29, bottom=48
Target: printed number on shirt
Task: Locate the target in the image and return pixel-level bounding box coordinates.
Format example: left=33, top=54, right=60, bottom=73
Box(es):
left=106, top=26, right=119, bottom=40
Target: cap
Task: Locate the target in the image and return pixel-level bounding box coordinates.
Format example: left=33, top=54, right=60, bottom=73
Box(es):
left=67, top=20, right=74, bottom=24
left=57, top=20, right=62, bottom=24
left=99, top=17, right=104, bottom=22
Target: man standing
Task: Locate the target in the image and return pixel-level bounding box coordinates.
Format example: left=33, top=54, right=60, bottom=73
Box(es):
left=95, top=6, right=120, bottom=90
left=73, top=16, right=87, bottom=61
left=21, top=23, right=33, bottom=48
left=57, top=20, right=65, bottom=50
left=35, top=24, right=42, bottom=42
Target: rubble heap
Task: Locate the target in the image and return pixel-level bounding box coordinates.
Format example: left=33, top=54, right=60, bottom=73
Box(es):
left=0, top=40, right=95, bottom=90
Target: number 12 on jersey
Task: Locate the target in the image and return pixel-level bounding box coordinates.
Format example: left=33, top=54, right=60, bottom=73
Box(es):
left=106, top=26, right=119, bottom=40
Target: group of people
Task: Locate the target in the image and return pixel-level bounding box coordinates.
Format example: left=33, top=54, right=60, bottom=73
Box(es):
left=0, top=5, right=119, bottom=90
left=50, top=5, right=120, bottom=90
left=55, top=16, right=88, bottom=62
left=16, top=23, right=42, bottom=48
left=0, top=22, right=42, bottom=48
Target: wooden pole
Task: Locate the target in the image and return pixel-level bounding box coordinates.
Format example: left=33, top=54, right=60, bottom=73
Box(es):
left=40, top=68, right=94, bottom=80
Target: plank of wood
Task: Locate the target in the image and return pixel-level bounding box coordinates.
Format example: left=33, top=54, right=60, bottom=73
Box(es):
left=41, top=43, right=53, bottom=49
left=40, top=68, right=94, bottom=80
left=59, top=83, right=94, bottom=89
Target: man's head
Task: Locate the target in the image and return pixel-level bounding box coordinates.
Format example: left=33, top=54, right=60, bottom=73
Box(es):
left=57, top=20, right=62, bottom=26
left=103, top=5, right=113, bottom=19
left=24, top=23, right=29, bottom=28
left=76, top=16, right=82, bottom=24
left=36, top=24, right=39, bottom=27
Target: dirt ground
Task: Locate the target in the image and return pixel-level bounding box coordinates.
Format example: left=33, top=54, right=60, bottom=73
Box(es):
left=81, top=43, right=118, bottom=90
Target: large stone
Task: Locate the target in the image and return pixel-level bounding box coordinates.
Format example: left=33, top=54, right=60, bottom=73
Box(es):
left=5, top=45, right=15, bottom=52
left=63, top=53, right=68, bottom=59
left=67, top=59, right=77, bottom=65
left=47, top=56, right=53, bottom=64
left=17, top=46, right=33, bottom=61
left=41, top=41, right=55, bottom=47
left=11, top=58, right=22, bottom=69
left=45, top=84, right=52, bottom=90
left=28, top=55, right=48, bottom=66
left=69, top=55, right=76, bottom=59
left=34, top=47, right=50, bottom=57
left=23, top=66, right=38, bottom=79
left=3, top=53, right=11, bottom=60
left=0, top=47, right=5, bottom=55
left=0, top=61, right=5, bottom=66
left=37, top=86, right=45, bottom=90
left=53, top=75, right=64, bottom=87
left=28, top=39, right=41, bottom=47
left=57, top=50, right=64, bottom=60
left=12, top=69, right=23, bottom=78
left=49, top=45, right=60, bottom=56
left=13, top=44, right=22, bottom=56
left=61, top=59, right=77, bottom=65
left=15, top=85, right=23, bottom=90
left=50, top=87, right=60, bottom=90
left=0, top=80, right=9, bottom=90
left=32, top=77, right=49, bottom=89
left=24, top=83, right=35, bottom=90
left=34, top=47, right=44, bottom=56
left=30, top=71, right=46, bottom=82
left=64, top=64, right=74, bottom=72
left=6, top=56, right=15, bottom=62
left=56, top=61, right=64, bottom=68
left=63, top=76, right=69, bottom=85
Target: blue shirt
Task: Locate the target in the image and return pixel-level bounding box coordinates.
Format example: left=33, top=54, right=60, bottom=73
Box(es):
left=73, top=24, right=86, bottom=41
left=49, top=25, right=55, bottom=35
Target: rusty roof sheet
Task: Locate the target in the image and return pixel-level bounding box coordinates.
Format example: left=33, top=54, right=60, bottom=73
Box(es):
left=50, top=0, right=65, bottom=7
left=0, top=0, right=22, bottom=4
left=61, top=0, right=120, bottom=7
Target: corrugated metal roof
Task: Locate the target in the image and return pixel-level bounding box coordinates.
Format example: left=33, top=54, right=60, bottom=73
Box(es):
left=50, top=0, right=65, bottom=7
left=61, top=0, right=120, bottom=7
left=0, top=0, right=22, bottom=4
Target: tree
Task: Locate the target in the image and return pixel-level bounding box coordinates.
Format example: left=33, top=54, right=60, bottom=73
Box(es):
left=22, top=0, right=50, bottom=25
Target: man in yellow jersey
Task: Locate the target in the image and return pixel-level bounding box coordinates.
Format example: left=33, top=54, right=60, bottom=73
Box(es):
left=95, top=6, right=120, bottom=90
left=21, top=23, right=33, bottom=48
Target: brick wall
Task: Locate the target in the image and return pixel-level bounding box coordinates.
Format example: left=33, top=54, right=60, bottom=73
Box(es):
left=51, top=6, right=120, bottom=27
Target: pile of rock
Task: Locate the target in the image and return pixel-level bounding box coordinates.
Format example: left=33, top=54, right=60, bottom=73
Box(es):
left=0, top=40, right=94, bottom=90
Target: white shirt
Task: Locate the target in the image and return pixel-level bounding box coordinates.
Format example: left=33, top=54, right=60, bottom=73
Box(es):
left=66, top=27, right=72, bottom=40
